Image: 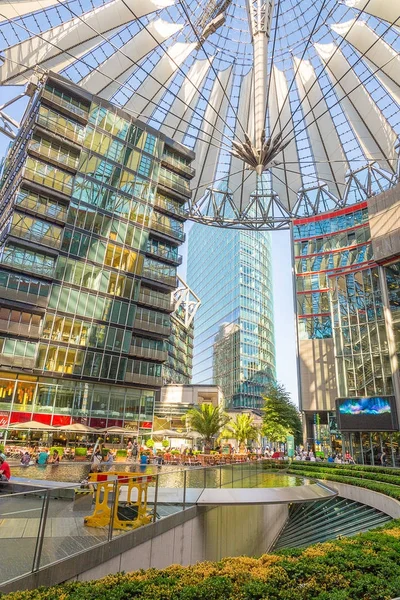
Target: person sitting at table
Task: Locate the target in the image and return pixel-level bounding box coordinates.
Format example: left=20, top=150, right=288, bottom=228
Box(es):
left=37, top=448, right=49, bottom=465
left=0, top=456, right=11, bottom=481
left=50, top=449, right=60, bottom=464
left=20, top=451, right=31, bottom=466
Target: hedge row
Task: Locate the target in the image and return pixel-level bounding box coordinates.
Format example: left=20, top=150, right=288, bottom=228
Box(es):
left=3, top=520, right=400, bottom=600
left=285, top=466, right=400, bottom=501
left=287, top=463, right=400, bottom=487
left=283, top=461, right=400, bottom=476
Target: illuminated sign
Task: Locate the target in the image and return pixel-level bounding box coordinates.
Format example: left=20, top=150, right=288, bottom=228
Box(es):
left=336, top=396, right=398, bottom=431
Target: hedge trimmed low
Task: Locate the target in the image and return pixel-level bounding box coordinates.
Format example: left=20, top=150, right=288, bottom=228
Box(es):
left=3, top=520, right=400, bottom=599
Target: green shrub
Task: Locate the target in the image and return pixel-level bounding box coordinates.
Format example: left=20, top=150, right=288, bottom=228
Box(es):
left=49, top=446, right=64, bottom=456
left=0, top=443, right=4, bottom=453
left=162, top=439, right=170, bottom=448
left=146, top=439, right=154, bottom=448
left=4, top=521, right=400, bottom=600
left=74, top=447, right=87, bottom=457
left=116, top=449, right=127, bottom=457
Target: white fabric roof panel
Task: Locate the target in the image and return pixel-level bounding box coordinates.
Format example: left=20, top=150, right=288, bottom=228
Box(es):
left=0, top=0, right=63, bottom=22
left=160, top=59, right=212, bottom=142
left=0, top=0, right=174, bottom=85
left=122, top=42, right=197, bottom=117
left=315, top=43, right=398, bottom=173
left=228, top=69, right=256, bottom=212
left=268, top=66, right=303, bottom=211
left=331, top=20, right=400, bottom=105
left=345, top=0, right=400, bottom=27
left=79, top=19, right=183, bottom=97
left=294, top=57, right=348, bottom=198
left=0, top=0, right=399, bottom=228
left=191, top=66, right=233, bottom=203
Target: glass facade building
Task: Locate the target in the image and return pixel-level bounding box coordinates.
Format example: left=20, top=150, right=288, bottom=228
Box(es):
left=0, top=73, right=193, bottom=435
left=294, top=200, right=400, bottom=460
left=187, top=226, right=275, bottom=409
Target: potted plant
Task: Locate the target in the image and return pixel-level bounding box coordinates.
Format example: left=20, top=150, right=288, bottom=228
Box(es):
left=162, top=440, right=170, bottom=449
left=74, top=447, right=88, bottom=461
left=146, top=439, right=155, bottom=449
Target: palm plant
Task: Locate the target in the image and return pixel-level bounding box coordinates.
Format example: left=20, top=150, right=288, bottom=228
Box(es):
left=184, top=403, right=230, bottom=453
left=223, top=414, right=258, bottom=451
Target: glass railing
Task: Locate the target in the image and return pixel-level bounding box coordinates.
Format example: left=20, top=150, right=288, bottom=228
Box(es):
left=150, top=219, right=185, bottom=241
left=155, top=194, right=187, bottom=218
left=9, top=225, right=62, bottom=248
left=129, top=344, right=168, bottom=362
left=36, top=113, right=85, bottom=145
left=28, top=139, right=79, bottom=170
left=0, top=461, right=308, bottom=587
left=161, top=153, right=195, bottom=177
left=146, top=245, right=182, bottom=264
left=142, top=267, right=177, bottom=287
left=15, top=190, right=68, bottom=222
left=137, top=290, right=173, bottom=311
left=42, top=88, right=89, bottom=120
left=158, top=173, right=191, bottom=198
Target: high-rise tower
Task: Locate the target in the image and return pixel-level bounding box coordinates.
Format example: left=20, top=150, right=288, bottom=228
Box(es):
left=187, top=225, right=275, bottom=409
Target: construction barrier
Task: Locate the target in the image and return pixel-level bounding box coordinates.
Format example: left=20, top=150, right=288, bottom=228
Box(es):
left=84, top=471, right=155, bottom=531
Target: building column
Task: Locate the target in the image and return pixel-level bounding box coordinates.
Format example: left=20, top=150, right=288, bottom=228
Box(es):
left=378, top=266, right=400, bottom=407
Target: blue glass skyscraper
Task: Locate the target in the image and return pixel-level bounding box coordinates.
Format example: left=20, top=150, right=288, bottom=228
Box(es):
left=187, top=225, right=275, bottom=409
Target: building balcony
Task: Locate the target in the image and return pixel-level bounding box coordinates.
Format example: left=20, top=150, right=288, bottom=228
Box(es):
left=124, top=372, right=163, bottom=386
left=8, top=225, right=62, bottom=250
left=142, top=268, right=177, bottom=288
left=14, top=190, right=68, bottom=224
left=154, top=194, right=187, bottom=220
left=150, top=219, right=185, bottom=242
left=145, top=246, right=183, bottom=266
left=129, top=345, right=168, bottom=362
left=158, top=176, right=191, bottom=200
left=28, top=140, right=79, bottom=172
left=41, top=88, right=89, bottom=123
left=36, top=113, right=84, bottom=147
left=0, top=320, right=41, bottom=338
left=137, top=290, right=173, bottom=312
left=23, top=164, right=73, bottom=197
left=133, top=317, right=171, bottom=338
left=0, top=355, right=36, bottom=369
left=161, top=154, right=195, bottom=178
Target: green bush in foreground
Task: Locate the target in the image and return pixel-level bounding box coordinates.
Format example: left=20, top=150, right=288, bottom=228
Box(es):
left=3, top=521, right=400, bottom=600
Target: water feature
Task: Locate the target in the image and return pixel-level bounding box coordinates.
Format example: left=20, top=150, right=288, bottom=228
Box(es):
left=11, top=462, right=307, bottom=488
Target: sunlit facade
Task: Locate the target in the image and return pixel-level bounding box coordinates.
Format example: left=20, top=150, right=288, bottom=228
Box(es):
left=294, top=194, right=400, bottom=460
left=0, top=73, right=193, bottom=435
left=187, top=226, right=275, bottom=409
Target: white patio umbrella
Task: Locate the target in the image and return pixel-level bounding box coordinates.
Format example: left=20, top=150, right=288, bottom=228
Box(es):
left=8, top=420, right=58, bottom=431
left=101, top=426, right=135, bottom=435
left=57, top=423, right=99, bottom=433
left=184, top=431, right=202, bottom=439
left=152, top=429, right=183, bottom=437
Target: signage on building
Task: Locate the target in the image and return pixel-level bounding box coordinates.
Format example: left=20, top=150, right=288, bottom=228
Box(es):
left=336, top=396, right=398, bottom=431
left=0, top=412, right=9, bottom=428
left=286, top=434, right=295, bottom=458
left=140, top=421, right=152, bottom=429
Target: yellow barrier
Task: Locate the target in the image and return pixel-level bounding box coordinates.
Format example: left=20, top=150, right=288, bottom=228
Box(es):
left=84, top=471, right=155, bottom=531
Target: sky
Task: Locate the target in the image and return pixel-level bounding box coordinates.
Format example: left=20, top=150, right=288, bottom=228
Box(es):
left=0, top=87, right=299, bottom=407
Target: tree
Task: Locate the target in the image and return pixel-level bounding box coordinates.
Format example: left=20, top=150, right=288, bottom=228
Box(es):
left=262, top=383, right=302, bottom=445
left=184, top=403, right=230, bottom=452
left=222, top=414, right=258, bottom=451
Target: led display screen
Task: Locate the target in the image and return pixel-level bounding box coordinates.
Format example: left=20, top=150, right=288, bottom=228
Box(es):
left=336, top=396, right=398, bottom=431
